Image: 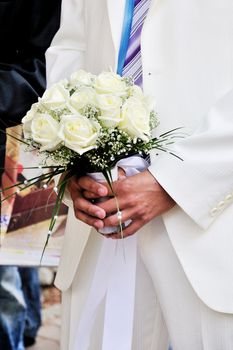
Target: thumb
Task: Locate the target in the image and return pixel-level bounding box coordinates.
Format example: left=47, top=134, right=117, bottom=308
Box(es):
left=118, top=166, right=127, bottom=180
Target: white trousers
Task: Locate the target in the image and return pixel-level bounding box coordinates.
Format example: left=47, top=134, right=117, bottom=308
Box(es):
left=60, top=219, right=233, bottom=350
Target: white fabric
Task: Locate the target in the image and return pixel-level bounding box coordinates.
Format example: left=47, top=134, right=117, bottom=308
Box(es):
left=140, top=222, right=233, bottom=350
left=73, top=238, right=137, bottom=350
left=102, top=236, right=137, bottom=350
left=61, top=225, right=233, bottom=349
left=46, top=0, right=233, bottom=314
left=60, top=228, right=169, bottom=350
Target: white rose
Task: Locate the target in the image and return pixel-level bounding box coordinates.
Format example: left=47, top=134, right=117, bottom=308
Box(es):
left=97, top=94, right=123, bottom=127
left=129, top=85, right=146, bottom=103
left=70, top=70, right=95, bottom=87
left=30, top=114, right=61, bottom=151
left=58, top=114, right=101, bottom=155
left=22, top=103, right=41, bottom=139
left=141, top=94, right=156, bottom=112
left=119, top=97, right=151, bottom=141
left=69, top=87, right=97, bottom=111
left=94, top=71, right=127, bottom=96
left=129, top=85, right=156, bottom=110
left=40, top=82, right=69, bottom=109
left=129, top=85, right=145, bottom=99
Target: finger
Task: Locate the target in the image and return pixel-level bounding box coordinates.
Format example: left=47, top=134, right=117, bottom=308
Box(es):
left=83, top=191, right=97, bottom=199
left=67, top=175, right=80, bottom=193
left=99, top=233, right=114, bottom=239
left=74, top=197, right=106, bottom=219
left=82, top=190, right=111, bottom=200
left=84, top=179, right=123, bottom=198
left=110, top=220, right=141, bottom=239
left=69, top=184, right=83, bottom=203
left=78, top=176, right=108, bottom=196
left=103, top=208, right=134, bottom=227
left=82, top=174, right=125, bottom=199
left=118, top=167, right=126, bottom=180
left=97, top=196, right=129, bottom=214
left=75, top=210, right=104, bottom=230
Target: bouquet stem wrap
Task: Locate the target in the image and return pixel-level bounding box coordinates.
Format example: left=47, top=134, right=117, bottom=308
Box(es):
left=74, top=156, right=149, bottom=350
left=87, top=155, right=149, bottom=234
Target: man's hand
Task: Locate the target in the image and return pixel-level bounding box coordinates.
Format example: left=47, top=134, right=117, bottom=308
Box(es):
left=97, top=171, right=175, bottom=238
left=68, top=170, right=175, bottom=238
left=68, top=175, right=108, bottom=231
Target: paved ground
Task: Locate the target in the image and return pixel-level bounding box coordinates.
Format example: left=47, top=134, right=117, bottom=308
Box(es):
left=28, top=287, right=61, bottom=350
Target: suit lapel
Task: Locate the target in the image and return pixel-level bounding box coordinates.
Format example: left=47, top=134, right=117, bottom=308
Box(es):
left=106, top=0, right=126, bottom=55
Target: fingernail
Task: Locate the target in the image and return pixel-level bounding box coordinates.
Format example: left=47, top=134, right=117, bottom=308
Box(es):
left=94, top=221, right=103, bottom=229
left=96, top=210, right=105, bottom=219
left=98, top=188, right=107, bottom=196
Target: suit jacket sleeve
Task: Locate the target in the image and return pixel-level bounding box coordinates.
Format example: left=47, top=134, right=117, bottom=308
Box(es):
left=0, top=0, right=61, bottom=129
left=46, top=0, right=86, bottom=206
left=46, top=0, right=86, bottom=88
left=0, top=0, right=61, bottom=174
left=149, top=88, right=233, bottom=230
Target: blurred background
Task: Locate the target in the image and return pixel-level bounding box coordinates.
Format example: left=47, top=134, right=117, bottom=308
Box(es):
left=0, top=1, right=63, bottom=349
left=27, top=267, right=61, bottom=350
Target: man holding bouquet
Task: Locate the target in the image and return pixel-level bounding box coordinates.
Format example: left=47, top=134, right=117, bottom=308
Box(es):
left=46, top=0, right=233, bottom=349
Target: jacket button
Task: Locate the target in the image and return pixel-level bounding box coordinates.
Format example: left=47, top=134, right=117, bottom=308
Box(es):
left=210, top=207, right=218, bottom=217
left=225, top=194, right=233, bottom=201
left=218, top=201, right=225, bottom=208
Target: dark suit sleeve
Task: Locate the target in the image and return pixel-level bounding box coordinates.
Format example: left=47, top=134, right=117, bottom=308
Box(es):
left=0, top=0, right=61, bottom=128
left=0, top=0, right=61, bottom=177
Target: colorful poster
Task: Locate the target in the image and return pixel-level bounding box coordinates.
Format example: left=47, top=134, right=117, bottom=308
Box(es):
left=0, top=126, right=68, bottom=266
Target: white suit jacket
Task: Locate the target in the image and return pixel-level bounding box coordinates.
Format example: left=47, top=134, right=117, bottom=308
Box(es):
left=46, top=0, right=233, bottom=313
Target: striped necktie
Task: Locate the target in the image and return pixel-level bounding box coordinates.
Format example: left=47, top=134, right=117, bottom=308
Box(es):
left=122, top=0, right=151, bottom=87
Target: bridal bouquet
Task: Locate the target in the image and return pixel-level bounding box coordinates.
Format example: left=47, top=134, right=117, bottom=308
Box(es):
left=1, top=70, right=182, bottom=261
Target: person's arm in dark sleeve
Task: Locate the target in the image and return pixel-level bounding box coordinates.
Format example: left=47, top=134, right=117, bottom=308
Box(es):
left=0, top=0, right=61, bottom=177
left=0, top=0, right=61, bottom=129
